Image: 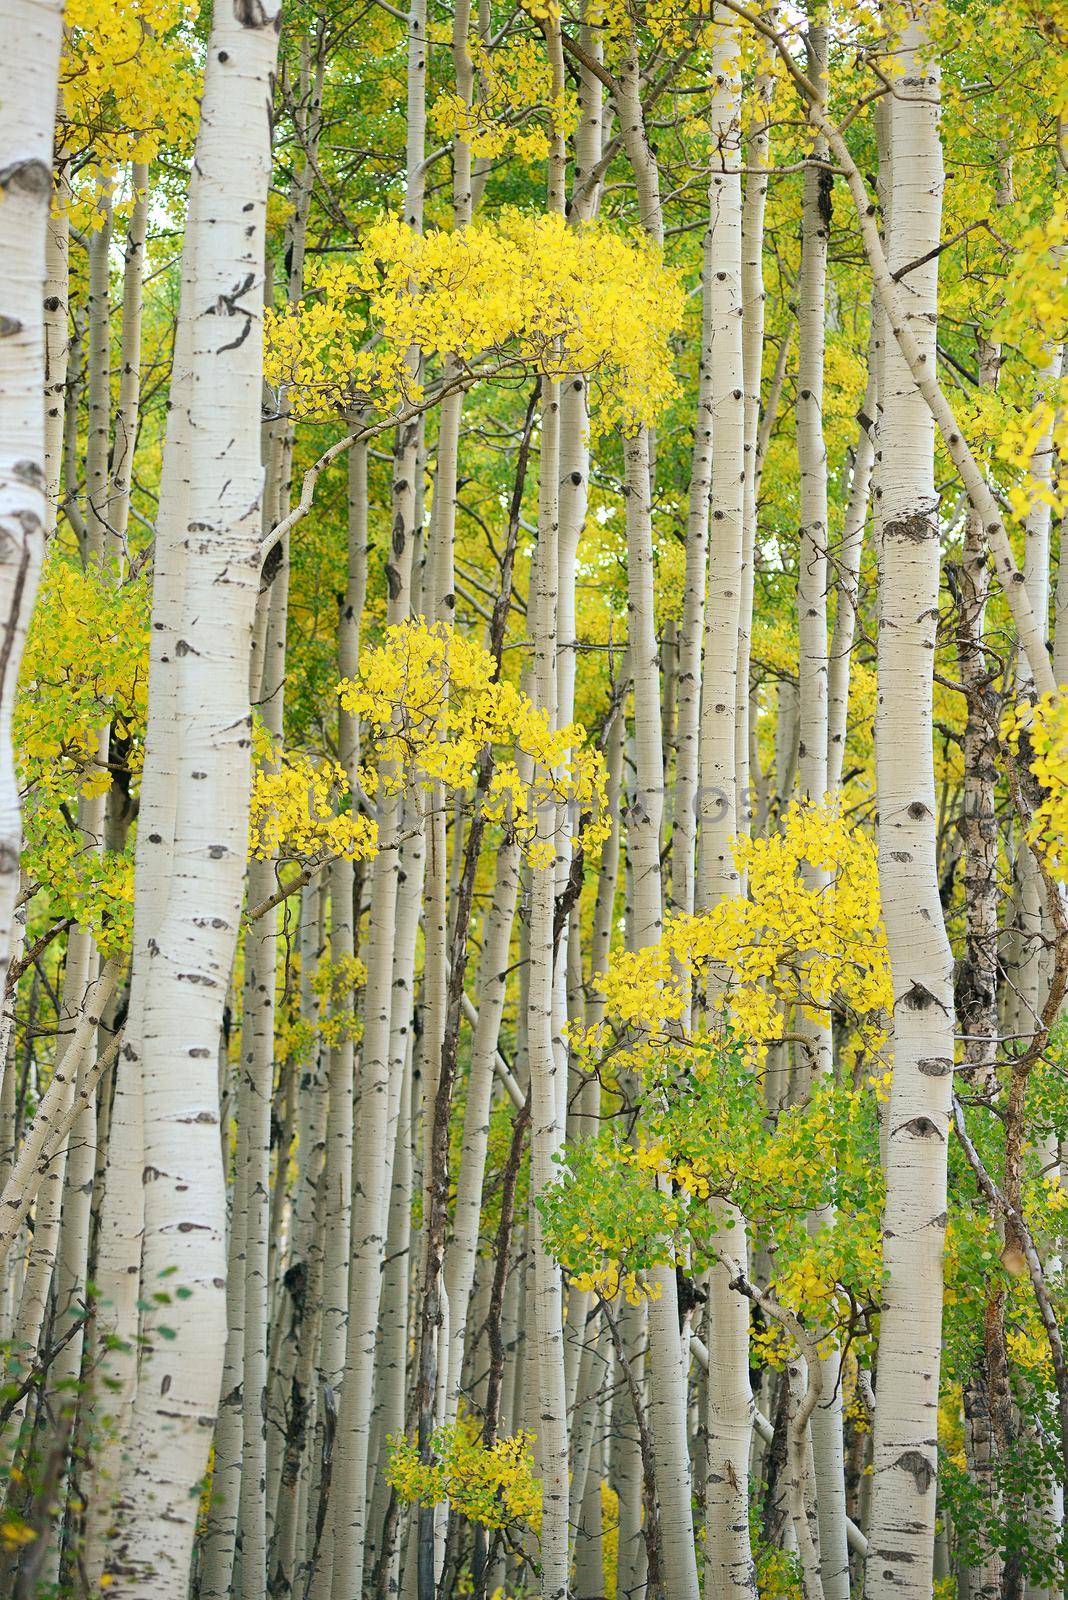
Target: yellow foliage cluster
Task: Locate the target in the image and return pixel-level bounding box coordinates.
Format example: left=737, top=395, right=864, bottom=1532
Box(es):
left=995, top=194, right=1068, bottom=362
left=18, top=559, right=148, bottom=791
left=431, top=36, right=578, bottom=163
left=61, top=0, right=196, bottom=174
left=596, top=800, right=891, bottom=1051
left=584, top=0, right=733, bottom=55
left=386, top=1417, right=541, bottom=1532
left=248, top=725, right=378, bottom=866
left=568, top=1258, right=662, bottom=1304
left=998, top=389, right=1068, bottom=527
left=763, top=1211, right=882, bottom=1348
left=756, top=1544, right=804, bottom=1599
left=311, top=951, right=367, bottom=1050
left=265, top=210, right=683, bottom=431
left=1011, top=692, right=1068, bottom=881
left=17, top=557, right=148, bottom=953
left=340, top=621, right=610, bottom=868
left=0, top=1513, right=36, bottom=1553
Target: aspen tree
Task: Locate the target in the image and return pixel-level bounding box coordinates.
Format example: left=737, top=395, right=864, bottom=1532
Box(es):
left=239, top=59, right=325, bottom=1582
left=555, top=33, right=603, bottom=1473
left=83, top=181, right=112, bottom=556
left=0, top=0, right=64, bottom=978
left=673, top=215, right=715, bottom=922
left=43, top=165, right=69, bottom=543
left=612, top=29, right=703, bottom=1590
left=863, top=10, right=955, bottom=1596
left=526, top=311, right=570, bottom=1600
left=39, top=198, right=130, bottom=1564
left=328, top=3, right=426, bottom=1591
left=826, top=343, right=876, bottom=794
left=792, top=24, right=849, bottom=1595
left=86, top=155, right=206, bottom=1584
left=735, top=43, right=774, bottom=833
left=796, top=19, right=830, bottom=813
left=623, top=421, right=701, bottom=1600
left=409, top=18, right=484, bottom=1574
left=108, top=5, right=281, bottom=1593
left=700, top=15, right=758, bottom=1598
left=954, top=227, right=1010, bottom=1599
left=442, top=836, right=521, bottom=1417
left=269, top=882, right=329, bottom=1597
left=109, top=162, right=148, bottom=548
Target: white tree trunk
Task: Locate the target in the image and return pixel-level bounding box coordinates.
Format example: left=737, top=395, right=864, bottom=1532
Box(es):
left=442, top=836, right=520, bottom=1417
left=700, top=18, right=757, bottom=1598
left=84, top=181, right=113, bottom=558
left=864, top=12, right=954, bottom=1596
left=526, top=367, right=570, bottom=1600
left=83, top=213, right=197, bottom=1581
left=735, top=59, right=773, bottom=837
left=109, top=6, right=281, bottom=1592
left=827, top=343, right=876, bottom=792
left=0, top=0, right=64, bottom=976
left=110, top=162, right=149, bottom=547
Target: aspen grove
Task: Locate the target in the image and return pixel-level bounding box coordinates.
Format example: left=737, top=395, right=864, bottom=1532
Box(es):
left=1, top=0, right=1068, bottom=1596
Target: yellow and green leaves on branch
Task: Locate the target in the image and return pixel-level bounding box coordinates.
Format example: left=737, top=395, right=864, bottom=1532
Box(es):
left=538, top=1027, right=884, bottom=1344
left=247, top=722, right=378, bottom=867
left=431, top=34, right=579, bottom=166
left=62, top=0, right=197, bottom=166
left=264, top=210, right=684, bottom=432
left=387, top=1417, right=541, bottom=1536
left=340, top=620, right=611, bottom=868
left=16, top=555, right=149, bottom=956
left=592, top=799, right=891, bottom=1057
left=539, top=800, right=892, bottom=1348
left=1021, top=691, right=1068, bottom=882
left=60, top=0, right=198, bottom=231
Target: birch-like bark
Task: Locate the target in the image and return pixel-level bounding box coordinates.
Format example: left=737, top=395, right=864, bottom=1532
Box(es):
left=826, top=342, right=877, bottom=793
left=40, top=933, right=107, bottom=1586
left=796, top=20, right=830, bottom=808
left=698, top=13, right=745, bottom=913
left=790, top=25, right=850, bottom=1594
left=338, top=439, right=368, bottom=782
left=0, top=956, right=119, bottom=1261
left=108, top=7, right=281, bottom=1593
left=624, top=425, right=701, bottom=1599
left=324, top=828, right=407, bottom=1599
left=775, top=43, right=1056, bottom=698
left=240, top=567, right=289, bottom=1600
left=611, top=1296, right=649, bottom=1599
left=0, top=1126, right=68, bottom=1475
left=43, top=166, right=70, bottom=543
left=442, top=836, right=520, bottom=1417
left=320, top=858, right=354, bottom=1395
left=700, top=17, right=757, bottom=1598
left=672, top=218, right=714, bottom=920
left=84, top=159, right=203, bottom=1588
left=365, top=1043, right=413, bottom=1588
left=267, top=1116, right=325, bottom=1600
left=0, top=948, right=119, bottom=1482
left=863, top=13, right=954, bottom=1596
left=328, top=1, right=424, bottom=1587
left=735, top=48, right=774, bottom=835
left=0, top=0, right=64, bottom=978
left=526, top=364, right=570, bottom=1597
left=84, top=182, right=113, bottom=558
left=109, top=162, right=149, bottom=549
left=613, top=40, right=703, bottom=1589
left=266, top=882, right=328, bottom=1590
left=199, top=1117, right=247, bottom=1600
